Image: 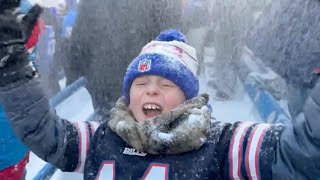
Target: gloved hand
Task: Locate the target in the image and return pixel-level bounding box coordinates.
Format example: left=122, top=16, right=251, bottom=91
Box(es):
left=108, top=94, right=212, bottom=154
left=0, top=0, right=21, bottom=13
left=0, top=2, right=42, bottom=86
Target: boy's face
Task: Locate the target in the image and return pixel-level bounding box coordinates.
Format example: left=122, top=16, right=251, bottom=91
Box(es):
left=129, top=75, right=186, bottom=122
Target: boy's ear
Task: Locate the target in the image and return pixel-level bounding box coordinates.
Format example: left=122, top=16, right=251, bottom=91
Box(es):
left=0, top=0, right=21, bottom=13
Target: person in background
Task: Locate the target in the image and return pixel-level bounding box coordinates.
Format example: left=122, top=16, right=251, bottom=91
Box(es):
left=65, top=0, right=184, bottom=121
left=19, top=0, right=45, bottom=77
left=0, top=104, right=29, bottom=179
left=247, top=0, right=320, bottom=119
left=207, top=0, right=269, bottom=100
left=54, top=0, right=78, bottom=84
left=182, top=0, right=212, bottom=75
left=0, top=1, right=42, bottom=179
left=60, top=0, right=78, bottom=39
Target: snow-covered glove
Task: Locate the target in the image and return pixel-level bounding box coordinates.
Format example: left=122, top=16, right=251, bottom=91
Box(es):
left=0, top=3, right=42, bottom=87
left=108, top=94, right=212, bottom=154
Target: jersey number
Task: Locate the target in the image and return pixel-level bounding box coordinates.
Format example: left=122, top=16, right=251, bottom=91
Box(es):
left=96, top=161, right=169, bottom=180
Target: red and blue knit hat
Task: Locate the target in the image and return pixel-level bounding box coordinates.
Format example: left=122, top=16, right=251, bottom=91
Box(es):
left=123, top=29, right=199, bottom=104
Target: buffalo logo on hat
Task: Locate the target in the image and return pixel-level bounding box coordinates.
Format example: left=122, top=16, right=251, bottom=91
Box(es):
left=138, top=59, right=151, bottom=72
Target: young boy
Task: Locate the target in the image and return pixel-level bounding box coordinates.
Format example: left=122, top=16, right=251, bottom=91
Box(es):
left=0, top=3, right=320, bottom=179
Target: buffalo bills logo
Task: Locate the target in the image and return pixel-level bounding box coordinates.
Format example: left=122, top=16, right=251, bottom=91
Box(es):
left=138, top=59, right=151, bottom=72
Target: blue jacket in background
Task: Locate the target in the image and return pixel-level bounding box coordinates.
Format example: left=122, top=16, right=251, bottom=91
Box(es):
left=61, top=10, right=77, bottom=39
left=19, top=0, right=32, bottom=14
left=0, top=105, right=28, bottom=171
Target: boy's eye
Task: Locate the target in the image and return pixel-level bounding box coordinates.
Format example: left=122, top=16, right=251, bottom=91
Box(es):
left=134, top=81, right=147, bottom=86
left=162, top=84, right=174, bottom=87
left=137, top=83, right=146, bottom=86
left=161, top=81, right=176, bottom=87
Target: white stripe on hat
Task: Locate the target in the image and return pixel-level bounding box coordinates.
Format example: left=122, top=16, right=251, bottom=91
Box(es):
left=140, top=40, right=198, bottom=75
left=229, top=122, right=254, bottom=180
left=245, top=124, right=271, bottom=180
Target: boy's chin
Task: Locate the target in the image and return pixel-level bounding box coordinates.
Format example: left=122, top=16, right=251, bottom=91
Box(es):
left=134, top=110, right=163, bottom=122
left=136, top=115, right=157, bottom=123
left=135, top=118, right=148, bottom=123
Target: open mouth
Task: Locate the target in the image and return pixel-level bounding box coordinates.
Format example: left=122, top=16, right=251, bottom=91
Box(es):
left=142, top=103, right=163, bottom=118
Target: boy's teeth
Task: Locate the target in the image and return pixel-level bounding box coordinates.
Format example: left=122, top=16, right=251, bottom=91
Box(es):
left=144, top=104, right=161, bottom=110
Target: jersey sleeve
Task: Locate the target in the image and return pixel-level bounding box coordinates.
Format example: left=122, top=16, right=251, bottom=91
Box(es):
left=0, top=79, right=100, bottom=172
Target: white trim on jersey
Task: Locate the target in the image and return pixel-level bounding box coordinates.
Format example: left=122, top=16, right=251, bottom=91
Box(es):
left=89, top=121, right=100, bottom=135
left=74, top=121, right=90, bottom=173
left=245, top=124, right=271, bottom=180
left=229, top=122, right=254, bottom=180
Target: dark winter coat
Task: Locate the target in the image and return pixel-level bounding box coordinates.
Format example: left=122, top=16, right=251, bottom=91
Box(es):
left=1, top=76, right=320, bottom=179
left=64, top=0, right=183, bottom=112
left=247, top=0, right=320, bottom=116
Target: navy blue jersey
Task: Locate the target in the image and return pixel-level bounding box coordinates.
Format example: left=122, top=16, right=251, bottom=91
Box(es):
left=73, top=121, right=279, bottom=180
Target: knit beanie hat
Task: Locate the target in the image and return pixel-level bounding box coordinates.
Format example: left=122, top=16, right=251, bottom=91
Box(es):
left=123, top=29, right=199, bottom=104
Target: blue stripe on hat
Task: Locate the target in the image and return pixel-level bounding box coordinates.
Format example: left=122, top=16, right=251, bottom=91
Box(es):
left=123, top=53, right=199, bottom=104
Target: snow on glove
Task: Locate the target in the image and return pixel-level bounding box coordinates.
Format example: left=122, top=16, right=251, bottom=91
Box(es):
left=108, top=94, right=212, bottom=154
left=0, top=3, right=42, bottom=87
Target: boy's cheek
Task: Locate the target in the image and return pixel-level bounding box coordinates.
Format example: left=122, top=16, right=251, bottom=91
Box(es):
left=164, top=91, right=186, bottom=111
left=129, top=91, right=140, bottom=106
left=128, top=94, right=141, bottom=115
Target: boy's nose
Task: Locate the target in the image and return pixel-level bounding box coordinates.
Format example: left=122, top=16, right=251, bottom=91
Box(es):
left=146, top=84, right=160, bottom=96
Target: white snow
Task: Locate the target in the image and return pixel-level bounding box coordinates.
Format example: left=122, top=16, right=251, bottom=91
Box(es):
left=157, top=133, right=174, bottom=142
left=29, top=0, right=66, bottom=8
left=188, top=113, right=206, bottom=126
left=200, top=74, right=262, bottom=123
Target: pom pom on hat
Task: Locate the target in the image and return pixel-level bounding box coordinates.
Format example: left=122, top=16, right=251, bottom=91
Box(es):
left=123, top=29, right=199, bottom=104
left=155, top=29, right=187, bottom=43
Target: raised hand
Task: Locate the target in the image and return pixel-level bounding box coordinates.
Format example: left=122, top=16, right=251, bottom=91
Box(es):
left=0, top=2, right=42, bottom=86
left=0, top=0, right=21, bottom=13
